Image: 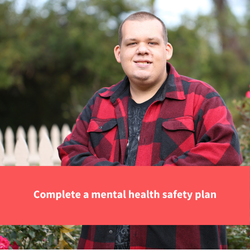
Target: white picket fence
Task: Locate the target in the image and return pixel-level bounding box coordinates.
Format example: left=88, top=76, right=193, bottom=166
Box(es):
left=0, top=124, right=72, bottom=166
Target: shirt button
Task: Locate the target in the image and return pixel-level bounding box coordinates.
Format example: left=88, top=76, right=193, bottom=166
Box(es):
left=99, top=126, right=103, bottom=129
left=109, top=230, right=113, bottom=234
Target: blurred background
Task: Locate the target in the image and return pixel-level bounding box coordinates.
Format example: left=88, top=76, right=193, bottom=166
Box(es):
left=0, top=0, right=249, bottom=132
left=0, top=1, right=250, bottom=248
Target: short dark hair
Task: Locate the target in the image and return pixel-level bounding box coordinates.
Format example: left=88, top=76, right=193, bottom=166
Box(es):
left=118, top=11, right=168, bottom=46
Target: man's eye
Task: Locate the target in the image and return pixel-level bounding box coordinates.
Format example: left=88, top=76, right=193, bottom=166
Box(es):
left=149, top=42, right=157, bottom=45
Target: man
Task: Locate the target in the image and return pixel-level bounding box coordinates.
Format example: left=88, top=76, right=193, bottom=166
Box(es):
left=58, top=11, right=242, bottom=249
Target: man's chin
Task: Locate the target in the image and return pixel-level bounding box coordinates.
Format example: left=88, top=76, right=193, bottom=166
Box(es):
left=133, top=74, right=151, bottom=82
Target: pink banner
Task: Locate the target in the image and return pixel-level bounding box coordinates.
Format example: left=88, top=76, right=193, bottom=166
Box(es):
left=0, top=166, right=249, bottom=225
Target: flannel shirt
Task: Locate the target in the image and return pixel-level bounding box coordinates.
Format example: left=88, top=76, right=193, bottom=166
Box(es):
left=58, top=62, right=242, bottom=249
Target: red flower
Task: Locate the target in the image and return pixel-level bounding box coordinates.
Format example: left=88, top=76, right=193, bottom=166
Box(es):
left=246, top=85, right=250, bottom=98
left=10, top=241, right=19, bottom=249
left=0, top=235, right=10, bottom=249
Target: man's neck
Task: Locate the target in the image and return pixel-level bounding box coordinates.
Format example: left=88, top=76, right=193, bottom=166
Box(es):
left=129, top=79, right=166, bottom=104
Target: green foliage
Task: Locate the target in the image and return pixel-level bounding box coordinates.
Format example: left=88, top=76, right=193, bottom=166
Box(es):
left=226, top=95, right=250, bottom=249
left=168, top=14, right=250, bottom=102
left=227, top=226, right=250, bottom=249
left=234, top=97, right=250, bottom=165
left=0, top=0, right=152, bottom=132
left=0, top=225, right=81, bottom=249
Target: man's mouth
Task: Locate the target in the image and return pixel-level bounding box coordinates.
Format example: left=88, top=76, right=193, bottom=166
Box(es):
left=134, top=61, right=152, bottom=64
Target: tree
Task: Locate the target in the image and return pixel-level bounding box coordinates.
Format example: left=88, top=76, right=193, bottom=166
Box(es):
left=0, top=0, right=152, bottom=132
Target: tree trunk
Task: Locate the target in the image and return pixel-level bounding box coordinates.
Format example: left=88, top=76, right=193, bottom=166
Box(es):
left=212, top=0, right=248, bottom=62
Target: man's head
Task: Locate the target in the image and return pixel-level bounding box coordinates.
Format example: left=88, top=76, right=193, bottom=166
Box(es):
left=118, top=11, right=168, bottom=46
left=114, top=12, right=173, bottom=97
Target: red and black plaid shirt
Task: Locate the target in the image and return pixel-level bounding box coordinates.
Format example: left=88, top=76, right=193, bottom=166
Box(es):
left=76, top=225, right=227, bottom=249
left=58, top=63, right=242, bottom=249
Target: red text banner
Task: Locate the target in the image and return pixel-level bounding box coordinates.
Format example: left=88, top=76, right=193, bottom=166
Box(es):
left=0, top=166, right=249, bottom=225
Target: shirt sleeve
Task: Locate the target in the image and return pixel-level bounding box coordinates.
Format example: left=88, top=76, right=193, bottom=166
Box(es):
left=158, top=91, right=242, bottom=166
left=57, top=94, right=123, bottom=166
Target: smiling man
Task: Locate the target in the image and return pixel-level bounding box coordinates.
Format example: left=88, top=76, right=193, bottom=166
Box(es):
left=114, top=17, right=173, bottom=104
left=58, top=11, right=242, bottom=249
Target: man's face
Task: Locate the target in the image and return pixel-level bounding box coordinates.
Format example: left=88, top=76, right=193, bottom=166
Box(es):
left=114, top=19, right=173, bottom=91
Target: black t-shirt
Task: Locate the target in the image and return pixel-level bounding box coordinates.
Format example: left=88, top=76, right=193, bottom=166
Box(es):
left=115, top=82, right=166, bottom=249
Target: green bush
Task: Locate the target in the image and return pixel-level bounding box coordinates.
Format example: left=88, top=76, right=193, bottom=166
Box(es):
left=0, top=225, right=81, bottom=249
left=227, top=94, right=250, bottom=249
left=234, top=97, right=250, bottom=166
left=227, top=226, right=250, bottom=249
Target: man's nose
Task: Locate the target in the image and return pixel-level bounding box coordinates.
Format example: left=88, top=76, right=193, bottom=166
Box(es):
left=136, top=43, right=149, bottom=55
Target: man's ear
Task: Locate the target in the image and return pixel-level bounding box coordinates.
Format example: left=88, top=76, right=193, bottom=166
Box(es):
left=114, top=45, right=121, bottom=63
left=166, top=43, right=173, bottom=61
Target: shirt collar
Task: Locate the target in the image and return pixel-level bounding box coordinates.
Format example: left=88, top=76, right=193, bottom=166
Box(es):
left=99, top=62, right=186, bottom=102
